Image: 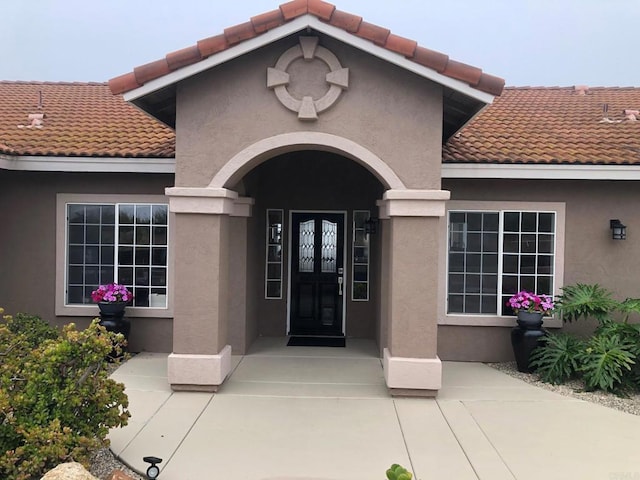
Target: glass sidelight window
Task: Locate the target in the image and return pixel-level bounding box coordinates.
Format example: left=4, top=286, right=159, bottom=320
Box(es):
left=352, top=211, right=370, bottom=301
left=66, top=203, right=169, bottom=307
left=265, top=209, right=283, bottom=299
left=447, top=210, right=556, bottom=315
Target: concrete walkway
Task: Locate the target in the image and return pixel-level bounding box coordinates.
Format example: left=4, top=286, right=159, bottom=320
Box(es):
left=109, top=338, right=640, bottom=480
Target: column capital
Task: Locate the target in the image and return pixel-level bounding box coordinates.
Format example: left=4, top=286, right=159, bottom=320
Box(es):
left=379, top=189, right=450, bottom=218
left=231, top=197, right=255, bottom=218
left=165, top=187, right=238, bottom=215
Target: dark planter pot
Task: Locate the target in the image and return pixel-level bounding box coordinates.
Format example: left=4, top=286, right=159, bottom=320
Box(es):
left=98, top=302, right=130, bottom=359
left=511, top=311, right=546, bottom=373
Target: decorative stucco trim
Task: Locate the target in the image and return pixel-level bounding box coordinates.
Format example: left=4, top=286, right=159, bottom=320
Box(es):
left=0, top=155, right=175, bottom=173
left=442, top=163, right=640, bottom=180
left=123, top=16, right=494, bottom=105
left=267, top=36, right=349, bottom=121
left=383, top=348, right=442, bottom=391
left=165, top=187, right=238, bottom=214
left=231, top=197, right=255, bottom=217
left=208, top=132, right=406, bottom=190
left=381, top=189, right=451, bottom=217
left=167, top=346, right=232, bottom=390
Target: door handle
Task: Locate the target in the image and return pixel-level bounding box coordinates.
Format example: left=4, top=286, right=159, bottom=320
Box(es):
left=338, top=276, right=343, bottom=296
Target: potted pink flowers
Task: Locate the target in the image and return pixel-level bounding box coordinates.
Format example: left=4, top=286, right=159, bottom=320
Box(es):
left=507, top=290, right=554, bottom=373
left=91, top=283, right=133, bottom=344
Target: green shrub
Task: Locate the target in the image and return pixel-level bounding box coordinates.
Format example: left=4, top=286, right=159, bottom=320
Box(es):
left=556, top=283, right=618, bottom=324
left=530, top=333, right=584, bottom=384
left=4, top=311, right=59, bottom=348
left=0, top=313, right=130, bottom=480
left=577, top=332, right=637, bottom=393
left=386, top=464, right=413, bottom=480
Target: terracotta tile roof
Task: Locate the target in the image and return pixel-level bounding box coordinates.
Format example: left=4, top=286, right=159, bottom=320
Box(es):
left=108, top=0, right=504, bottom=98
left=444, top=86, right=640, bottom=165
left=0, top=81, right=174, bottom=157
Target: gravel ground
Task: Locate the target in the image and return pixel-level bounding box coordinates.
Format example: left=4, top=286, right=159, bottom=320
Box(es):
left=89, top=360, right=640, bottom=479
left=487, top=361, right=640, bottom=416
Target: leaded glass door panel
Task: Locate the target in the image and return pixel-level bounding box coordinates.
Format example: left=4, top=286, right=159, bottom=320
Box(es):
left=290, top=212, right=345, bottom=336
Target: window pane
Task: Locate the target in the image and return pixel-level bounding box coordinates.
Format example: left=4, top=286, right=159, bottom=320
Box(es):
left=467, top=213, right=482, bottom=231
left=538, top=234, right=554, bottom=253
left=86, top=225, right=100, bottom=244
left=354, top=265, right=368, bottom=282
left=539, top=213, right=554, bottom=233
left=537, top=255, right=553, bottom=274
left=85, top=266, right=99, bottom=284
left=520, top=255, right=536, bottom=274
left=483, top=213, right=499, bottom=231
left=135, top=205, right=151, bottom=224
left=119, top=205, right=134, bottom=224
left=482, top=254, right=498, bottom=273
left=118, top=267, right=133, bottom=285
left=119, top=226, right=134, bottom=244
left=266, top=281, right=281, bottom=298
left=152, top=205, right=168, bottom=225
left=153, top=227, right=167, bottom=245
left=481, top=295, right=497, bottom=314
left=504, top=212, right=520, bottom=232
left=135, top=226, right=150, bottom=245
left=465, top=295, right=480, bottom=313
left=85, top=206, right=101, bottom=224
left=503, top=254, right=518, bottom=274
left=101, top=207, right=115, bottom=223
left=521, top=234, right=537, bottom=253
left=522, top=212, right=537, bottom=232
left=482, top=274, right=498, bottom=294
left=503, top=234, right=519, bottom=253
left=521, top=276, right=535, bottom=292
left=135, top=247, right=150, bottom=265
left=448, top=295, right=463, bottom=313
left=69, top=225, right=84, bottom=244
left=100, top=266, right=114, bottom=284
left=133, top=287, right=149, bottom=307
left=267, top=263, right=281, bottom=280
left=101, top=246, right=114, bottom=264
left=449, top=253, right=464, bottom=272
left=502, top=275, right=518, bottom=293
left=119, top=247, right=133, bottom=265
left=483, top=232, right=498, bottom=252
left=466, top=233, right=481, bottom=252
left=465, top=274, right=480, bottom=293
left=152, top=247, right=167, bottom=266
left=151, top=268, right=166, bottom=286
left=85, top=246, right=99, bottom=264
left=68, top=266, right=83, bottom=284
left=101, top=226, right=115, bottom=244
left=466, top=254, right=481, bottom=273
left=69, top=246, right=84, bottom=264
left=449, top=274, right=465, bottom=294
left=68, top=205, right=85, bottom=223
left=67, top=286, right=85, bottom=304
left=537, top=276, right=553, bottom=295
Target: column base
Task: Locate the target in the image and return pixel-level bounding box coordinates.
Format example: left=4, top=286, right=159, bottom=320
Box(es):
left=383, top=348, right=442, bottom=394
left=168, top=345, right=232, bottom=392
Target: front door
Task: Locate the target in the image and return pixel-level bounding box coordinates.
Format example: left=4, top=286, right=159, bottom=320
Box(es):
left=290, top=212, right=345, bottom=336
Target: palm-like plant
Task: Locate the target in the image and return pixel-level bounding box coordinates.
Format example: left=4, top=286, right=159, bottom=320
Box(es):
left=555, top=283, right=618, bottom=324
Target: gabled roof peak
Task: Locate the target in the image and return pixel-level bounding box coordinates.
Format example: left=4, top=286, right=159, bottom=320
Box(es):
left=108, top=0, right=504, bottom=98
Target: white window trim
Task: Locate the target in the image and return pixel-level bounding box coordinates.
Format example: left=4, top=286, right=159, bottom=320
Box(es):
left=55, top=193, right=174, bottom=318
left=265, top=209, right=284, bottom=300
left=438, top=200, right=565, bottom=328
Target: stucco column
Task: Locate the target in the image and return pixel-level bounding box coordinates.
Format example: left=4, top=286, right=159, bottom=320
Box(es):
left=228, top=197, right=254, bottom=355
left=379, top=189, right=450, bottom=397
left=164, top=187, right=240, bottom=392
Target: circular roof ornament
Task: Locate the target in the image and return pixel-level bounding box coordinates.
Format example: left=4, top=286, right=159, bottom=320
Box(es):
left=267, top=36, right=349, bottom=121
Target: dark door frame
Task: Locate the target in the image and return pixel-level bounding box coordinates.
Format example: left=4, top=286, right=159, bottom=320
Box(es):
left=287, top=210, right=348, bottom=336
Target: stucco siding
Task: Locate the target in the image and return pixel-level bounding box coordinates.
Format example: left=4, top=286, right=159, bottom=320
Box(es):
left=0, top=170, right=174, bottom=352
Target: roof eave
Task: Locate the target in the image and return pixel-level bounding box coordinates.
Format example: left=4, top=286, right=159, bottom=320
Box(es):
left=123, top=15, right=496, bottom=108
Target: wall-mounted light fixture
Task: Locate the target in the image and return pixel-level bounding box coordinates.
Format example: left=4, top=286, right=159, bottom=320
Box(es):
left=610, top=219, right=627, bottom=240
left=365, top=217, right=379, bottom=235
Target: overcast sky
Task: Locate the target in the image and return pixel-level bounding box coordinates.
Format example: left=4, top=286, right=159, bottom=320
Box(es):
left=1, top=0, right=637, bottom=87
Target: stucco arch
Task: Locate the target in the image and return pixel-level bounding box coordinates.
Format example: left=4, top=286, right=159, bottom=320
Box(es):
left=207, top=132, right=406, bottom=190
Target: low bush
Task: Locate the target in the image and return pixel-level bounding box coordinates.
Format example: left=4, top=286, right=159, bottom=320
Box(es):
left=531, top=284, right=640, bottom=394
left=0, top=309, right=130, bottom=480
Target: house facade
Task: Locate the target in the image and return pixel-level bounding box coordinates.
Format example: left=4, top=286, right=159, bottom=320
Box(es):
left=2, top=1, right=639, bottom=396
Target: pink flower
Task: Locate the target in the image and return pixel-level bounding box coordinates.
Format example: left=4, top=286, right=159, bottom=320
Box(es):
left=506, top=290, right=554, bottom=315
left=91, top=283, right=133, bottom=304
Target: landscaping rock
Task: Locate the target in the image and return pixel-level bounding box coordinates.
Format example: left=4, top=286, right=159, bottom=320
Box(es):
left=41, top=462, right=98, bottom=480
left=106, top=470, right=135, bottom=480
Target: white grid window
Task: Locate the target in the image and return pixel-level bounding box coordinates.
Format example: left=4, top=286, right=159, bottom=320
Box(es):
left=66, top=203, right=169, bottom=308
left=352, top=211, right=370, bottom=301
left=265, top=209, right=283, bottom=299
left=447, top=210, right=556, bottom=316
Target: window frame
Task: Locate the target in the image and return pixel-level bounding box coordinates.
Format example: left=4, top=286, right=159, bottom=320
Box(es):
left=438, top=200, right=565, bottom=328
left=56, top=194, right=173, bottom=318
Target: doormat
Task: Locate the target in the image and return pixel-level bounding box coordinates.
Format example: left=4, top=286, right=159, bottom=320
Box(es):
left=287, top=336, right=346, bottom=347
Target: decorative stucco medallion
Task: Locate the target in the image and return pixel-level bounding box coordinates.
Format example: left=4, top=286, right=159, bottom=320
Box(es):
left=267, top=36, right=349, bottom=121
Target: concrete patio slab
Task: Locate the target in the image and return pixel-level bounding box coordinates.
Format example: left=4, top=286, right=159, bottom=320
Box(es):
left=109, top=339, right=640, bottom=480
